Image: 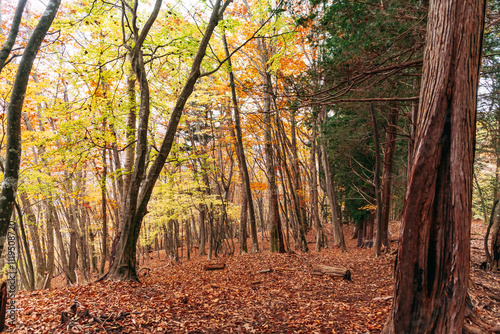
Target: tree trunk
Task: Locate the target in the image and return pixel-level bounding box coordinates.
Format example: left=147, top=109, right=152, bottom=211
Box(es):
left=107, top=0, right=231, bottom=281
left=291, top=110, right=308, bottom=252
left=122, top=54, right=136, bottom=204
left=380, top=106, right=399, bottom=247
left=310, top=118, right=323, bottom=252
left=52, top=207, right=74, bottom=284
left=239, top=192, right=248, bottom=254
left=0, top=0, right=28, bottom=73
left=222, top=30, right=258, bottom=253
left=319, top=110, right=347, bottom=251
left=43, top=200, right=55, bottom=289
left=382, top=0, right=485, bottom=331
left=370, top=104, right=383, bottom=257
left=14, top=201, right=34, bottom=291
left=100, top=133, right=108, bottom=274
left=0, top=0, right=60, bottom=267
left=263, top=71, right=285, bottom=253
left=492, top=218, right=500, bottom=269
left=20, top=193, right=45, bottom=289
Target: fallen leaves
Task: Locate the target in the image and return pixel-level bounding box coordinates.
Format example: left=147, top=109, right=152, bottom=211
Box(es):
left=7, top=222, right=499, bottom=333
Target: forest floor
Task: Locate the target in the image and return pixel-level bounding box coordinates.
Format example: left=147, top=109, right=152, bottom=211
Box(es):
left=9, top=220, right=500, bottom=333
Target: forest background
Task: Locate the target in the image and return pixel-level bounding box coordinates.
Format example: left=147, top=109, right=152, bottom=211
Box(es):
left=0, top=0, right=498, bottom=330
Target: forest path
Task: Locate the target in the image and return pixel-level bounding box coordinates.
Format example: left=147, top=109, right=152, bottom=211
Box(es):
left=11, top=221, right=499, bottom=333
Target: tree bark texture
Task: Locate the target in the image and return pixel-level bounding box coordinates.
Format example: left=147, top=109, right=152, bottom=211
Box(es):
left=263, top=70, right=285, bottom=253
left=383, top=0, right=485, bottom=332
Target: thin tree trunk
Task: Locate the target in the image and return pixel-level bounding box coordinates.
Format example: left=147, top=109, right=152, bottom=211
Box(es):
left=43, top=200, right=55, bottom=289
left=319, top=109, right=346, bottom=251
left=222, top=30, right=258, bottom=253
left=370, top=104, right=383, bottom=257
left=14, top=201, right=34, bottom=291
left=380, top=106, right=399, bottom=247
left=52, top=203, right=75, bottom=284
left=0, top=0, right=28, bottom=73
left=484, top=199, right=498, bottom=268
left=291, top=111, right=308, bottom=252
left=310, top=118, right=322, bottom=252
left=100, top=142, right=108, bottom=274
left=20, top=193, right=45, bottom=289
left=0, top=0, right=61, bottom=266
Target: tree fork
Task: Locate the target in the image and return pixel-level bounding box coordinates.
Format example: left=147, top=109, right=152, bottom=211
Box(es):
left=107, top=0, right=233, bottom=281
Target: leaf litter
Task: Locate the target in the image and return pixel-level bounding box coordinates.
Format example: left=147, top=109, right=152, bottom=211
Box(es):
left=7, top=221, right=500, bottom=333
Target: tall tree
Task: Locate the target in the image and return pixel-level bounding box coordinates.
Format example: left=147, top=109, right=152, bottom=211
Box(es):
left=222, top=29, right=259, bottom=253
left=0, top=0, right=28, bottom=73
left=383, top=0, right=486, bottom=332
left=107, top=0, right=232, bottom=281
left=0, top=0, right=61, bottom=260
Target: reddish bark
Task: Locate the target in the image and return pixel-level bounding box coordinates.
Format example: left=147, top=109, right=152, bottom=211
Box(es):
left=383, top=0, right=486, bottom=332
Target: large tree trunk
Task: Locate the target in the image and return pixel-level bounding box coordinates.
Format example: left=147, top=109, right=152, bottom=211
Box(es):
left=263, top=70, right=285, bottom=253
left=107, top=0, right=231, bottom=281
left=492, top=216, right=500, bottom=269
left=382, top=0, right=485, bottom=332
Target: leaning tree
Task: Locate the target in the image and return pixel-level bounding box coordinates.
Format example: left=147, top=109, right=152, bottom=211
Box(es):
left=382, top=0, right=486, bottom=332
left=0, top=0, right=61, bottom=259
left=106, top=0, right=233, bottom=281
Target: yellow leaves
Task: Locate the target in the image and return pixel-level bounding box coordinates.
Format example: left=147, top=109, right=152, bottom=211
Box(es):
left=359, top=204, right=377, bottom=213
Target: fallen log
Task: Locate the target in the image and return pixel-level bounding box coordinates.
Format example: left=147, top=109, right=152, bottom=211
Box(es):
left=203, top=263, right=225, bottom=271
left=312, top=265, right=351, bottom=280
left=258, top=269, right=273, bottom=274
left=372, top=296, right=393, bottom=302
left=274, top=267, right=297, bottom=272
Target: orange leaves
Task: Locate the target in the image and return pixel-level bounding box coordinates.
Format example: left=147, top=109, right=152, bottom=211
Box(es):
left=250, top=181, right=267, bottom=191
left=10, top=226, right=403, bottom=333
